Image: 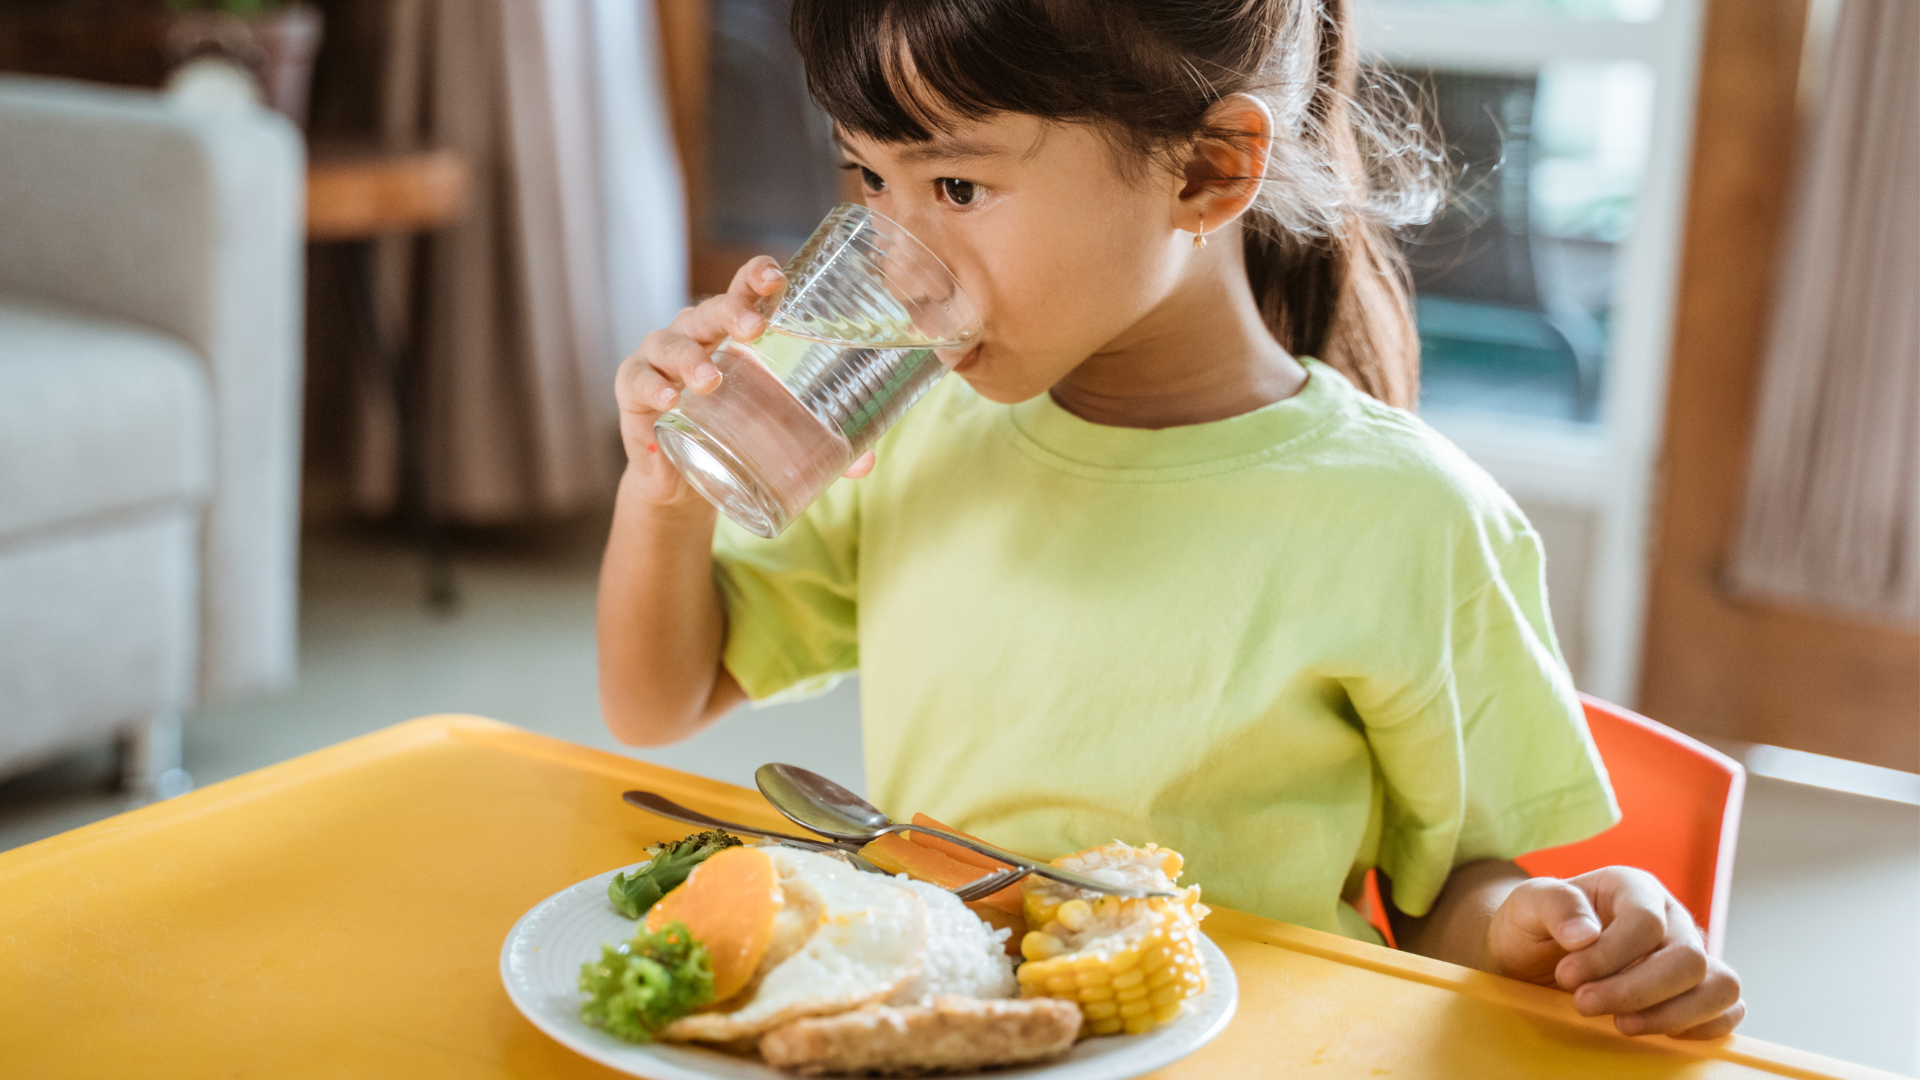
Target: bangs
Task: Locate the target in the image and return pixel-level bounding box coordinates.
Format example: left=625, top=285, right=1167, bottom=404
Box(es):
left=792, top=0, right=1185, bottom=144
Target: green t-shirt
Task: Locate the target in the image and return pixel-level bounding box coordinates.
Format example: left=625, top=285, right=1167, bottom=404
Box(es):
left=711, top=358, right=1618, bottom=941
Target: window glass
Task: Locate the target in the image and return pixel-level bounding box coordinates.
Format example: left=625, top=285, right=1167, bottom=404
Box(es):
left=1401, top=59, right=1655, bottom=421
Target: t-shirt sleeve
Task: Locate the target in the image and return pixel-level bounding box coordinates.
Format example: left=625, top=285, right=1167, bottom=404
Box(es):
left=1360, top=525, right=1621, bottom=919
left=710, top=477, right=861, bottom=702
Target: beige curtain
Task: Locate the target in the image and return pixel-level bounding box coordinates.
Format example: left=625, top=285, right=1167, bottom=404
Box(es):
left=1729, top=0, right=1919, bottom=624
left=357, top=0, right=686, bottom=523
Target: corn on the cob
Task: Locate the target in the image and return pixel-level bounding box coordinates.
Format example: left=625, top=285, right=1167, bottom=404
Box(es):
left=1015, top=843, right=1208, bottom=1036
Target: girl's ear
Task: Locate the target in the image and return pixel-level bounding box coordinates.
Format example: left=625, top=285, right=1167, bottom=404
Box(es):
left=1174, top=92, right=1275, bottom=239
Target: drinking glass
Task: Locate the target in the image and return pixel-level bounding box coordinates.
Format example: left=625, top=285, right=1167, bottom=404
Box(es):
left=654, top=203, right=980, bottom=537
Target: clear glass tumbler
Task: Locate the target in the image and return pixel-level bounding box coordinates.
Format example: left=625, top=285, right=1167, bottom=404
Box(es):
left=654, top=204, right=980, bottom=538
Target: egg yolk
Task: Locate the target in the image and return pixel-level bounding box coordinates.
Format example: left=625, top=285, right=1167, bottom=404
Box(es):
left=645, top=845, right=780, bottom=1002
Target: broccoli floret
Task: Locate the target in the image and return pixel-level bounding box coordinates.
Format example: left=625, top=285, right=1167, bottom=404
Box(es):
left=606, top=829, right=743, bottom=919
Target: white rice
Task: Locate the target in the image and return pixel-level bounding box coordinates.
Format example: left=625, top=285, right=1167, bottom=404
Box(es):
left=887, top=876, right=1017, bottom=1004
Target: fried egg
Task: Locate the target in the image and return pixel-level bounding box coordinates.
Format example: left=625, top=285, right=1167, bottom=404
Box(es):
left=664, top=847, right=927, bottom=1042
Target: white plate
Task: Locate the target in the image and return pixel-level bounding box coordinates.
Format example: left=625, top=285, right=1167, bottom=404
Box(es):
left=501, top=862, right=1239, bottom=1080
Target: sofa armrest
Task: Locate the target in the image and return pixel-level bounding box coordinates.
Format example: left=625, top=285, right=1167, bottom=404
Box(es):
left=0, top=75, right=305, bottom=705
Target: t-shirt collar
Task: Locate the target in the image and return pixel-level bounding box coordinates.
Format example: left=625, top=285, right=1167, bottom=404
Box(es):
left=1003, top=357, right=1354, bottom=474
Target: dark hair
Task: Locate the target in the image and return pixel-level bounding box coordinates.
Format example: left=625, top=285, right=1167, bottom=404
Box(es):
left=790, top=0, right=1439, bottom=408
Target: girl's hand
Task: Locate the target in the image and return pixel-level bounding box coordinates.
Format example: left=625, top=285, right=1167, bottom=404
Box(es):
left=615, top=257, right=784, bottom=507
left=615, top=256, right=879, bottom=507
left=1487, top=867, right=1744, bottom=1039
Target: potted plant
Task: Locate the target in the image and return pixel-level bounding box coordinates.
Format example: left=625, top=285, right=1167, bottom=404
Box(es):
left=165, top=0, right=324, bottom=127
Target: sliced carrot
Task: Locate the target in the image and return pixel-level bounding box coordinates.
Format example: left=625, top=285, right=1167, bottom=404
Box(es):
left=858, top=833, right=978, bottom=888
left=907, top=814, right=1023, bottom=911
left=860, top=832, right=1024, bottom=917
left=645, top=846, right=780, bottom=1003
left=908, top=814, right=1010, bottom=871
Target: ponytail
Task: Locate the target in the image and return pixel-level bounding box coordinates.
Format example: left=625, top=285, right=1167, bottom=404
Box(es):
left=1243, top=0, right=1423, bottom=409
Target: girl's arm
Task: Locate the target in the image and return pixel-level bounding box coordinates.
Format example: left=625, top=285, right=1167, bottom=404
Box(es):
left=1385, top=862, right=1746, bottom=1039
left=597, top=471, right=744, bottom=746
left=596, top=258, right=787, bottom=746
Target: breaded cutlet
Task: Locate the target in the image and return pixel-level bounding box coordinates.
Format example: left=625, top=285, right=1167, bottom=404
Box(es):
left=758, top=995, right=1082, bottom=1075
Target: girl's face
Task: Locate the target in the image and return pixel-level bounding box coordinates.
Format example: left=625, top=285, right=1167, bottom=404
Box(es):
left=835, top=115, right=1198, bottom=404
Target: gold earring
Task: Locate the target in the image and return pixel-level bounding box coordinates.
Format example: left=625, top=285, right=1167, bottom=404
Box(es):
left=1193, top=218, right=1207, bottom=249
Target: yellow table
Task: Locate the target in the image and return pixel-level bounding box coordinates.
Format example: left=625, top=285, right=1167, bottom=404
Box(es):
left=0, top=717, right=1890, bottom=1079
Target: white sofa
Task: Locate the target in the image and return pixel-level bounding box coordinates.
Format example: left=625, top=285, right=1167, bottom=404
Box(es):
left=0, top=76, right=304, bottom=794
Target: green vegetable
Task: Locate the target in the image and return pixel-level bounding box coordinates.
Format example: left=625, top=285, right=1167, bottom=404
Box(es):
left=607, top=829, right=743, bottom=919
left=579, top=920, right=715, bottom=1042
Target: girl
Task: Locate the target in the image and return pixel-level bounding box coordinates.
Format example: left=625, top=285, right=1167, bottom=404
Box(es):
left=598, top=0, right=1743, bottom=1039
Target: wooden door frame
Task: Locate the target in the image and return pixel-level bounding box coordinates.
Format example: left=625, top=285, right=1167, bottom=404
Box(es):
left=1638, top=0, right=1919, bottom=772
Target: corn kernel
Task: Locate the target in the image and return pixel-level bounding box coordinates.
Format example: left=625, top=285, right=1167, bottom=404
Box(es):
left=1022, top=932, right=1064, bottom=962
left=1151, top=984, right=1183, bottom=1007
left=1146, top=966, right=1177, bottom=989
left=1079, top=985, right=1114, bottom=1002
left=1088, top=1016, right=1124, bottom=1036
left=1115, top=985, right=1148, bottom=1004
left=1118, top=999, right=1153, bottom=1019
left=1123, top=1013, right=1157, bottom=1035
left=1056, top=899, right=1094, bottom=931
left=1082, top=1001, right=1119, bottom=1020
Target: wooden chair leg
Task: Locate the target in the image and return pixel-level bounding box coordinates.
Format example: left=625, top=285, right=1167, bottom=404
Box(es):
left=117, top=711, right=192, bottom=802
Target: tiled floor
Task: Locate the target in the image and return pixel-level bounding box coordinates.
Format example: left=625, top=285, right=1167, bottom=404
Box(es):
left=2, top=514, right=1915, bottom=1076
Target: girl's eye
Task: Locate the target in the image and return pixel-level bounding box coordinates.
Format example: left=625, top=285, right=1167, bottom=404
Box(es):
left=844, top=165, right=885, bottom=194
left=939, top=178, right=977, bottom=206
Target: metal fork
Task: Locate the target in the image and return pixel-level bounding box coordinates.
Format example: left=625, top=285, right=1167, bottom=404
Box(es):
left=622, top=789, right=1022, bottom=895
left=949, top=866, right=1030, bottom=902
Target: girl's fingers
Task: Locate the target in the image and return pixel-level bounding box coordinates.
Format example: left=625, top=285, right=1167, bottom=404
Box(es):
left=1672, top=996, right=1747, bottom=1041
left=1571, top=932, right=1709, bottom=1018
left=1484, top=878, right=1598, bottom=986
left=672, top=292, right=767, bottom=347
left=623, top=330, right=721, bottom=402
left=729, top=254, right=787, bottom=298
left=1553, top=870, right=1672, bottom=988
left=672, top=257, right=786, bottom=346
left=1614, top=964, right=1743, bottom=1037
left=656, top=334, right=722, bottom=395
left=1508, top=878, right=1603, bottom=951
left=620, top=353, right=681, bottom=414
left=843, top=451, right=878, bottom=479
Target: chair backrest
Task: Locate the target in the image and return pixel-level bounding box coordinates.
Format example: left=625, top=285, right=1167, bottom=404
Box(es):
left=1359, top=695, right=1745, bottom=957
left=1513, top=695, right=1746, bottom=957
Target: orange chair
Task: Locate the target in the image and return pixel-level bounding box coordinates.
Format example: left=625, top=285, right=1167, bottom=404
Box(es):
left=1362, top=694, right=1746, bottom=958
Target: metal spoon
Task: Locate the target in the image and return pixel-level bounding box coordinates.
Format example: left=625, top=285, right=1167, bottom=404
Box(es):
left=621, top=790, right=885, bottom=873
left=754, top=763, right=1173, bottom=899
